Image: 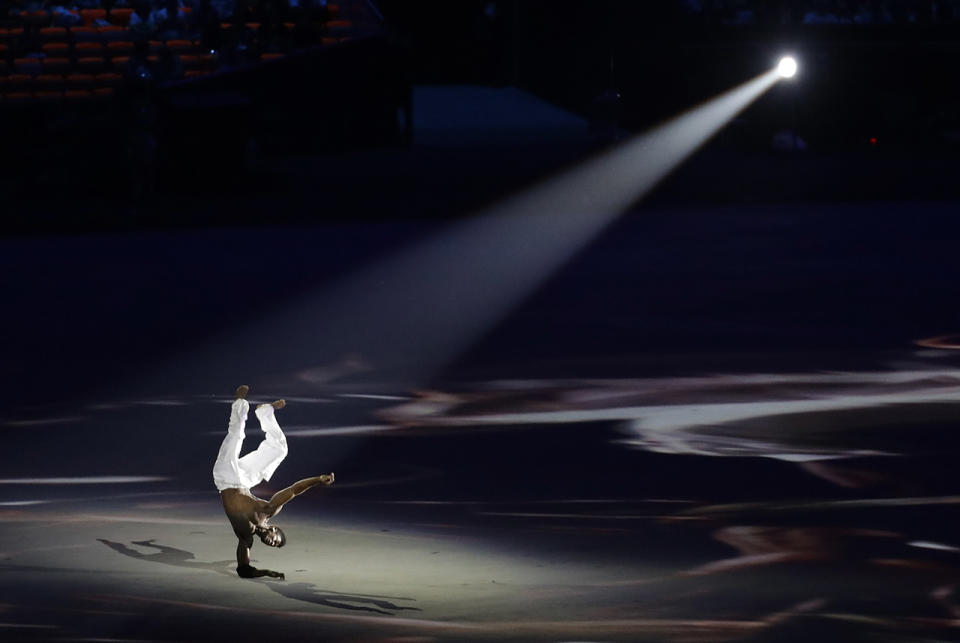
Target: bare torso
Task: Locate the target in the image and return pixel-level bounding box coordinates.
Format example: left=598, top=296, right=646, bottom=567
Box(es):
left=220, top=487, right=274, bottom=539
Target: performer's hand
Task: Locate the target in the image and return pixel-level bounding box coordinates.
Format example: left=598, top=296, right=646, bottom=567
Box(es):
left=237, top=564, right=285, bottom=580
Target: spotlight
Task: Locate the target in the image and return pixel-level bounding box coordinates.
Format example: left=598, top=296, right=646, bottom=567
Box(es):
left=777, top=56, right=798, bottom=79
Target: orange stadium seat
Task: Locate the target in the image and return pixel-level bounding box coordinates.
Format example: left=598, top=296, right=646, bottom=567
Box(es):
left=34, top=73, right=65, bottom=88
left=94, top=72, right=122, bottom=87
left=0, top=43, right=8, bottom=57
left=166, top=39, right=193, bottom=53
left=64, top=89, right=93, bottom=100
left=92, top=87, right=114, bottom=98
left=42, top=42, right=71, bottom=56
left=80, top=9, right=107, bottom=25
left=184, top=69, right=206, bottom=79
left=38, top=27, right=68, bottom=41
left=328, top=3, right=339, bottom=17
left=65, top=73, right=95, bottom=88
left=325, top=20, right=352, bottom=34
left=4, top=91, right=33, bottom=102
left=178, top=54, right=200, bottom=68
left=14, top=58, right=42, bottom=75
left=148, top=40, right=164, bottom=52
left=75, top=57, right=106, bottom=73
left=42, top=57, right=72, bottom=73
left=71, top=27, right=100, bottom=42
left=6, top=74, right=33, bottom=89
left=111, top=56, right=130, bottom=69
left=261, top=52, right=284, bottom=62
left=98, top=26, right=127, bottom=41
left=34, top=89, right=63, bottom=102
left=74, top=42, right=106, bottom=56
left=107, top=41, right=135, bottom=55
left=23, top=11, right=51, bottom=28
left=109, top=8, right=134, bottom=26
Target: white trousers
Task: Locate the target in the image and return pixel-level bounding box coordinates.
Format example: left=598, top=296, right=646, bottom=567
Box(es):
left=213, top=399, right=288, bottom=491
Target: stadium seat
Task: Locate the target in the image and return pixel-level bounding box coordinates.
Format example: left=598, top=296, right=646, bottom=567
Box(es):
left=65, top=73, right=95, bottom=88
left=179, top=54, right=200, bottom=69
left=14, top=58, right=42, bottom=75
left=325, top=20, right=352, bottom=34
left=80, top=9, right=108, bottom=25
left=184, top=69, right=206, bottom=79
left=33, top=90, right=63, bottom=103
left=6, top=74, right=33, bottom=90
left=107, top=41, right=135, bottom=56
left=92, top=87, right=114, bottom=98
left=42, top=57, right=72, bottom=73
left=328, top=4, right=340, bottom=17
left=166, top=40, right=193, bottom=54
left=111, top=56, right=130, bottom=69
left=74, top=42, right=106, bottom=56
left=149, top=40, right=164, bottom=52
left=0, top=43, right=8, bottom=57
left=261, top=52, right=284, bottom=62
left=42, top=42, right=71, bottom=57
left=4, top=91, right=33, bottom=102
left=71, top=27, right=100, bottom=42
left=38, top=27, right=69, bottom=42
left=109, top=8, right=134, bottom=26
left=94, top=72, right=122, bottom=87
left=64, top=89, right=93, bottom=101
left=98, top=26, right=128, bottom=41
left=75, top=57, right=106, bottom=73
left=23, top=11, right=51, bottom=28
left=34, top=73, right=65, bottom=89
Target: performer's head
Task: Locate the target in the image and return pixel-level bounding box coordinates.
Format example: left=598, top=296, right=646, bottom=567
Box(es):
left=257, top=525, right=286, bottom=548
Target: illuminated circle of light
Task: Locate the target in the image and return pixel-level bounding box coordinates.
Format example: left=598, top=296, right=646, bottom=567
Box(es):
left=777, top=56, right=798, bottom=79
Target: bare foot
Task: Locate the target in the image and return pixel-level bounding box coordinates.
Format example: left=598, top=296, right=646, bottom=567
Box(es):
left=321, top=473, right=335, bottom=485
left=235, top=385, right=249, bottom=400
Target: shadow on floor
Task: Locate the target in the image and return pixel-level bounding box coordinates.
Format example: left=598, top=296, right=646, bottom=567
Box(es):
left=98, top=538, right=421, bottom=614
left=257, top=580, right=421, bottom=615
left=97, top=538, right=236, bottom=577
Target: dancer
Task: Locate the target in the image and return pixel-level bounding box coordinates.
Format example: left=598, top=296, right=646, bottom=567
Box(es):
left=213, top=385, right=334, bottom=579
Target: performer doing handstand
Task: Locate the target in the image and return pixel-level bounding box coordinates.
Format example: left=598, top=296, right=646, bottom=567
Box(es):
left=213, top=385, right=334, bottom=579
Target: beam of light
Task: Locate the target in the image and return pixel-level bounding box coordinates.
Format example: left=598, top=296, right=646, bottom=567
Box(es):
left=139, top=68, right=782, bottom=394
left=0, top=476, right=171, bottom=484
left=908, top=540, right=960, bottom=552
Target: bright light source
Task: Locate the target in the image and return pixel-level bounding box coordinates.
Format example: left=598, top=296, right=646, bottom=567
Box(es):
left=777, top=56, right=798, bottom=79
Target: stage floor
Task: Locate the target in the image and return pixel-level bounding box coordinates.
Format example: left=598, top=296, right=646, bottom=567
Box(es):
left=3, top=198, right=960, bottom=641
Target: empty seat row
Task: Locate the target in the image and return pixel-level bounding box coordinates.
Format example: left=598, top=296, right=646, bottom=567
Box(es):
left=1, top=27, right=181, bottom=44
left=1, top=53, right=216, bottom=74
left=8, top=8, right=148, bottom=28
left=32, top=39, right=200, bottom=56
left=0, top=87, right=115, bottom=103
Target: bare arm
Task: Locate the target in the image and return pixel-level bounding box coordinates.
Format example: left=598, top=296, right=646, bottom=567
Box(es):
left=235, top=537, right=284, bottom=579
left=265, top=473, right=334, bottom=515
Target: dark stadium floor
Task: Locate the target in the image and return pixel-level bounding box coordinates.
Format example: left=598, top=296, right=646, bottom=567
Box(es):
left=4, top=195, right=960, bottom=641
left=4, top=84, right=960, bottom=641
